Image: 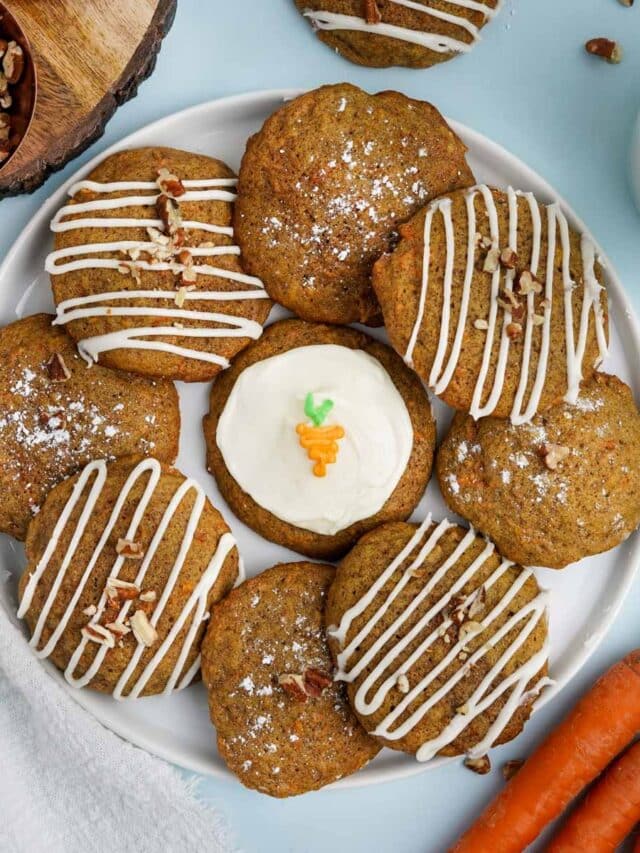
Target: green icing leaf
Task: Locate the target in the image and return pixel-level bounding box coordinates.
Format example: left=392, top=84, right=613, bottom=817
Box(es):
left=304, top=392, right=334, bottom=427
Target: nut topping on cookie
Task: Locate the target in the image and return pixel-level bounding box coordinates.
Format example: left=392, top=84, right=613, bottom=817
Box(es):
left=279, top=668, right=332, bottom=701
left=499, top=248, right=518, bottom=270
left=45, top=352, right=71, bottom=382
left=542, top=443, right=571, bottom=470
left=303, top=668, right=332, bottom=697
left=139, top=590, right=157, bottom=603
left=82, top=623, right=116, bottom=648
left=105, top=620, right=131, bottom=638
left=278, top=673, right=308, bottom=702
left=156, top=166, right=185, bottom=199
left=506, top=322, right=523, bottom=341
left=396, top=674, right=410, bottom=694
left=482, top=247, right=500, bottom=273
left=130, top=609, right=158, bottom=647
left=515, top=270, right=542, bottom=295
left=115, top=539, right=144, bottom=560
left=156, top=193, right=182, bottom=235
left=363, top=0, right=382, bottom=24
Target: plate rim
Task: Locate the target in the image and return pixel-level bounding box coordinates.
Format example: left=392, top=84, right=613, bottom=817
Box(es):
left=2, top=87, right=640, bottom=789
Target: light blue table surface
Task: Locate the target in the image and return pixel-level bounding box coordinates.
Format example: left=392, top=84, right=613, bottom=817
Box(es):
left=3, top=2, right=640, bottom=850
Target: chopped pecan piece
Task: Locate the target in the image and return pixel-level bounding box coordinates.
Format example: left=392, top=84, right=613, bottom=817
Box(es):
left=503, top=759, right=524, bottom=781
left=46, top=352, right=71, bottom=382
left=115, top=539, right=144, bottom=560
left=541, top=443, right=570, bottom=470
left=465, top=755, right=491, bottom=775
left=363, top=0, right=382, bottom=23
left=585, top=37, right=623, bottom=64
left=130, top=609, right=158, bottom=647
left=82, top=623, right=115, bottom=648
left=303, top=668, right=332, bottom=697
left=156, top=166, right=185, bottom=198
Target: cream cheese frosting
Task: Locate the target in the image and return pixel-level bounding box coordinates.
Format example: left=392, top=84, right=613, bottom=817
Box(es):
left=216, top=344, right=414, bottom=536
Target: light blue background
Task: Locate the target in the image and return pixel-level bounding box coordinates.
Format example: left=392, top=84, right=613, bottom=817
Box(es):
left=3, top=1, right=640, bottom=850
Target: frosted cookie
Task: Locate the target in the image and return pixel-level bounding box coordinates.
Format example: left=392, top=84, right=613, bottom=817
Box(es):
left=201, top=561, right=380, bottom=797
left=373, top=185, right=609, bottom=421
left=204, top=318, right=436, bottom=560
left=437, top=373, right=640, bottom=569
left=235, top=83, right=474, bottom=325
left=47, top=146, right=272, bottom=382
left=296, top=0, right=501, bottom=69
left=0, top=314, right=179, bottom=540
left=18, top=456, right=239, bottom=698
left=325, top=518, right=550, bottom=760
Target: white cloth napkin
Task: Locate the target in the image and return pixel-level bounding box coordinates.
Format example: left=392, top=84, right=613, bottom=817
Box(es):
left=0, top=602, right=235, bottom=853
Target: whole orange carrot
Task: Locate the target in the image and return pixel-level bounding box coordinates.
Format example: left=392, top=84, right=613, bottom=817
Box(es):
left=548, top=740, right=640, bottom=851
left=451, top=651, right=640, bottom=853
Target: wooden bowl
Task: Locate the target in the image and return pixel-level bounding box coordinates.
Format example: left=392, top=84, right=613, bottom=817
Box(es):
left=0, top=3, right=36, bottom=172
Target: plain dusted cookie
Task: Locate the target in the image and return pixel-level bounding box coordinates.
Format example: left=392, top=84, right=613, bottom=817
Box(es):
left=18, top=456, right=239, bottom=697
left=48, top=146, right=272, bottom=382
left=0, top=313, right=179, bottom=540
left=373, top=185, right=609, bottom=420
left=295, top=0, right=501, bottom=69
left=326, top=520, right=549, bottom=759
left=436, top=373, right=640, bottom=569
left=203, top=318, right=436, bottom=560
left=235, top=83, right=474, bottom=325
left=201, top=561, right=380, bottom=797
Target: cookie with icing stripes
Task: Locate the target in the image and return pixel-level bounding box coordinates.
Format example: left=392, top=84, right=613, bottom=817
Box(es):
left=325, top=517, right=550, bottom=760
left=437, top=372, right=640, bottom=569
left=235, top=84, right=474, bottom=325
left=0, top=313, right=179, bottom=540
left=296, top=0, right=501, bottom=69
left=204, top=318, right=436, bottom=560
left=47, top=147, right=272, bottom=382
left=373, top=184, right=609, bottom=422
left=202, top=561, right=380, bottom=797
left=18, top=456, right=240, bottom=698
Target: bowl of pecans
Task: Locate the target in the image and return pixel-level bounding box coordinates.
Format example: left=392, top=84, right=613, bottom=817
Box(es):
left=0, top=4, right=35, bottom=170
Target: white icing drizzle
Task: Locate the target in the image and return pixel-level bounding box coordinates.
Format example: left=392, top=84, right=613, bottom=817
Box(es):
left=304, top=0, right=500, bottom=55
left=46, top=176, right=267, bottom=368
left=17, top=458, right=237, bottom=700
left=404, top=184, right=609, bottom=423
left=330, top=515, right=550, bottom=761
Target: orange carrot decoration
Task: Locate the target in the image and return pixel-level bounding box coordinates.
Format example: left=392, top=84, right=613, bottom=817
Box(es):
left=547, top=739, right=640, bottom=852
left=296, top=392, right=345, bottom=477
left=451, top=650, right=640, bottom=853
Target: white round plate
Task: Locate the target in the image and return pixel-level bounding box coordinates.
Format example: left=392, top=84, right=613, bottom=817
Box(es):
left=1, top=89, right=639, bottom=788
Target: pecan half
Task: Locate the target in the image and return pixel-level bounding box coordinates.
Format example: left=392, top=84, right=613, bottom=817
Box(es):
left=303, top=668, right=332, bottom=697
left=2, top=41, right=23, bottom=85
